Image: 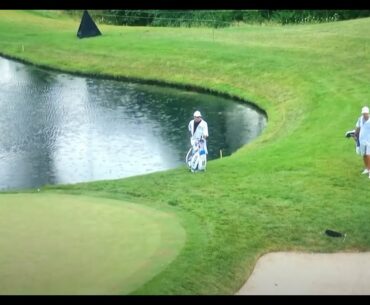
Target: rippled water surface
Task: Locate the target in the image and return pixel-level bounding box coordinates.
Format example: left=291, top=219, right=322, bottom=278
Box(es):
left=0, top=56, right=266, bottom=190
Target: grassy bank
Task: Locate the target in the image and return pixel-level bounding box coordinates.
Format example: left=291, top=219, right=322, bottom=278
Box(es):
left=0, top=10, right=370, bottom=294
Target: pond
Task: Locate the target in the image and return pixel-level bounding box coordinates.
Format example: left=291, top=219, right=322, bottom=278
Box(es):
left=0, top=56, right=266, bottom=191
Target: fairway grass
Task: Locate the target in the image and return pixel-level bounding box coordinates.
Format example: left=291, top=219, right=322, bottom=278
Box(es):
left=0, top=11, right=370, bottom=295
left=0, top=193, right=185, bottom=295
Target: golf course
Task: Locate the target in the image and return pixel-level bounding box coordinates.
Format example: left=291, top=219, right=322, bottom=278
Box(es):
left=0, top=10, right=370, bottom=294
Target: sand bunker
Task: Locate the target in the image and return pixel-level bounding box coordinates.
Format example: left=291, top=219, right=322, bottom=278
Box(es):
left=237, top=252, right=370, bottom=295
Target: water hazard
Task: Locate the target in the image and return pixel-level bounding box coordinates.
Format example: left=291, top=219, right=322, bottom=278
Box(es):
left=0, top=56, right=266, bottom=190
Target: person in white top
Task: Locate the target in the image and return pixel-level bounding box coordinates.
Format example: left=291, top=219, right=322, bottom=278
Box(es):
left=188, top=110, right=208, bottom=154
left=354, top=106, right=370, bottom=177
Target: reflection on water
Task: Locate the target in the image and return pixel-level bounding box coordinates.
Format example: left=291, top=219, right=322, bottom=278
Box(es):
left=0, top=56, right=266, bottom=191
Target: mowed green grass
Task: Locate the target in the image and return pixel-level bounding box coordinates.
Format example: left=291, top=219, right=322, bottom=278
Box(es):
left=0, top=10, right=370, bottom=295
left=0, top=193, right=185, bottom=295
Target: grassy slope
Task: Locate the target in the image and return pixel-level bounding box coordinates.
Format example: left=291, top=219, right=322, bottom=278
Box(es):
left=0, top=10, right=370, bottom=294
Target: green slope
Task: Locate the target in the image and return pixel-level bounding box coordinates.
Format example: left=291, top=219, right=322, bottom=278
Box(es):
left=0, top=10, right=369, bottom=294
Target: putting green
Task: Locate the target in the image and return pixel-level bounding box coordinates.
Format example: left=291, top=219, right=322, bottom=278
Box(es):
left=0, top=193, right=186, bottom=295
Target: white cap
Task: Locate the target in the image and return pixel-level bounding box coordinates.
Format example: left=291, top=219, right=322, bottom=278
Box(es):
left=193, top=110, right=202, bottom=117
left=362, top=106, right=369, bottom=114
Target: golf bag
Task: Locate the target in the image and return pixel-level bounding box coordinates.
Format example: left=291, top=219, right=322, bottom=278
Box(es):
left=186, top=138, right=207, bottom=172
left=345, top=129, right=360, bottom=154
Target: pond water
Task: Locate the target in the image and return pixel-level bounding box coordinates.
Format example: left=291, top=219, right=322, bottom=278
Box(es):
left=0, top=56, right=266, bottom=191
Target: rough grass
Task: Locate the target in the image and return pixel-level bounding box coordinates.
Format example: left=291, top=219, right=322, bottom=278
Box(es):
left=0, top=10, right=370, bottom=294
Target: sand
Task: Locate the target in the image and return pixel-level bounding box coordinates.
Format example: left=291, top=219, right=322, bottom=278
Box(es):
left=237, top=252, right=370, bottom=295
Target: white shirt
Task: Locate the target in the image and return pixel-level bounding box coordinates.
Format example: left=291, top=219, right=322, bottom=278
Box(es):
left=188, top=119, right=208, bottom=154
left=188, top=119, right=208, bottom=140
left=359, top=118, right=370, bottom=145
left=356, top=116, right=367, bottom=129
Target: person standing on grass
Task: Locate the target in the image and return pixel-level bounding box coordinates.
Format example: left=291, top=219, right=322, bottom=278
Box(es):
left=354, top=106, right=370, bottom=176
left=188, top=110, right=208, bottom=154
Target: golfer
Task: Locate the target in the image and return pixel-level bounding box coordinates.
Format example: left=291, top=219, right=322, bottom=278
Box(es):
left=188, top=110, right=208, bottom=154
left=354, top=106, right=370, bottom=176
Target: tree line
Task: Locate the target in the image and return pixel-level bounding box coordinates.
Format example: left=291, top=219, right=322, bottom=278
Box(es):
left=67, top=10, right=370, bottom=27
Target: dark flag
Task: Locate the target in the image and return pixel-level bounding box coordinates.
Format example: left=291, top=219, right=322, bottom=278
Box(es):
left=77, top=10, right=102, bottom=39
